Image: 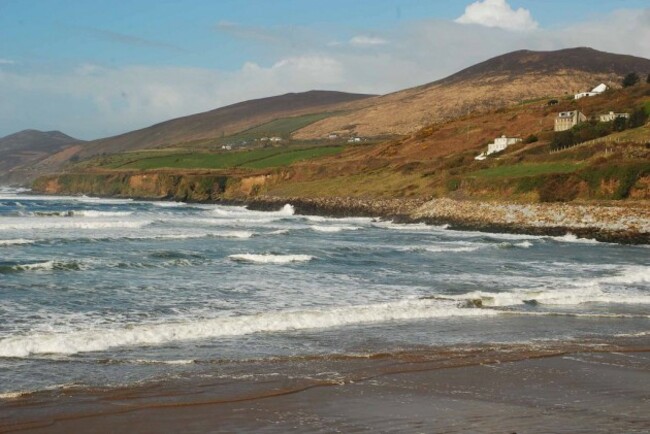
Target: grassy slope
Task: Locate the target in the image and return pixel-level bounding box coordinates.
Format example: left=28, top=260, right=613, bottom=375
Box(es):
left=95, top=145, right=345, bottom=170
left=263, top=84, right=650, bottom=201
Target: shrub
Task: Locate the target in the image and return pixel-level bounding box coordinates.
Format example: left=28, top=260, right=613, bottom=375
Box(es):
left=550, top=130, right=574, bottom=151
left=446, top=178, right=461, bottom=192
left=612, top=116, right=627, bottom=132
left=629, top=107, right=649, bottom=128
left=538, top=174, right=579, bottom=202
left=524, top=134, right=538, bottom=144
left=622, top=72, right=640, bottom=88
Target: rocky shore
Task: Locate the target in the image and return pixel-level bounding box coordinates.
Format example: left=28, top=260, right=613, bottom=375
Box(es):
left=243, top=196, right=650, bottom=244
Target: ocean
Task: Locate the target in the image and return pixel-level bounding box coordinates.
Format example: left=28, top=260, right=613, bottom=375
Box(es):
left=0, top=188, right=648, bottom=399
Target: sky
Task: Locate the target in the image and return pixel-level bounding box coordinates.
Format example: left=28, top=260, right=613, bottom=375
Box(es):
left=1, top=0, right=649, bottom=140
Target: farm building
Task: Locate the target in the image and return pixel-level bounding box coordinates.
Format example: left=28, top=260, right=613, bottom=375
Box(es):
left=554, top=110, right=587, bottom=132
left=574, top=83, right=608, bottom=100
left=599, top=111, right=630, bottom=122
left=475, top=135, right=522, bottom=160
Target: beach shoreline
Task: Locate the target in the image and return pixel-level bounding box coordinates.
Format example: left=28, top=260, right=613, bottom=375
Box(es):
left=243, top=196, right=650, bottom=244
left=2, top=339, right=649, bottom=433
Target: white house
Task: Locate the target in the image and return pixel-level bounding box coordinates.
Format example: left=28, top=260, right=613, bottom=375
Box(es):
left=347, top=137, right=362, bottom=143
left=475, top=135, right=522, bottom=160
left=269, top=137, right=283, bottom=142
left=599, top=111, right=630, bottom=122
left=575, top=83, right=608, bottom=100
left=328, top=133, right=338, bottom=140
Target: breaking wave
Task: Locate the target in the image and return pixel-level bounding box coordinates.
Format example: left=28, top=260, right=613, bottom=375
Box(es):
left=449, top=265, right=650, bottom=307
left=228, top=254, right=314, bottom=264
left=0, top=299, right=496, bottom=357
left=0, top=239, right=34, bottom=246
left=310, top=225, right=360, bottom=233
left=0, top=260, right=83, bottom=273
left=0, top=219, right=152, bottom=231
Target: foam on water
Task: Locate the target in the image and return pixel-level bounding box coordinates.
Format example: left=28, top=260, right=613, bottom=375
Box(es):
left=229, top=254, right=314, bottom=264
left=451, top=265, right=650, bottom=307
left=0, top=239, right=34, bottom=246
left=0, top=218, right=152, bottom=231
left=0, top=299, right=496, bottom=358
left=1, top=260, right=84, bottom=273
left=310, top=225, right=360, bottom=233
left=552, top=233, right=602, bottom=244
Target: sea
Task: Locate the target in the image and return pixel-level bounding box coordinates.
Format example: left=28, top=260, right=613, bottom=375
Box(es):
left=0, top=187, right=648, bottom=399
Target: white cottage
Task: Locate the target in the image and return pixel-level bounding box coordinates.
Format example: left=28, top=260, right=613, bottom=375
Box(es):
left=475, top=135, right=522, bottom=160
left=575, top=83, right=608, bottom=100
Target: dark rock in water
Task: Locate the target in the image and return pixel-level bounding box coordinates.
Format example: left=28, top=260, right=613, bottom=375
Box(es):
left=462, top=299, right=483, bottom=308
left=523, top=299, right=539, bottom=306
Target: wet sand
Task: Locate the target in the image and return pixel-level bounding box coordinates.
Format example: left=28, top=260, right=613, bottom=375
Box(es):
left=2, top=343, right=649, bottom=433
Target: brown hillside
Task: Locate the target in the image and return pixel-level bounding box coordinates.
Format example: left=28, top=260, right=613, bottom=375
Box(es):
left=75, top=90, right=374, bottom=159
left=0, top=130, right=82, bottom=183
left=293, top=48, right=650, bottom=140
left=266, top=82, right=650, bottom=199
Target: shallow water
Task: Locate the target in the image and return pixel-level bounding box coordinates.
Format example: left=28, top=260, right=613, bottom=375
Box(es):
left=0, top=188, right=648, bottom=397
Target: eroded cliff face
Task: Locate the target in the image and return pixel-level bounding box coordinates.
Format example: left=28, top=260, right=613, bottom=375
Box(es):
left=31, top=172, right=281, bottom=201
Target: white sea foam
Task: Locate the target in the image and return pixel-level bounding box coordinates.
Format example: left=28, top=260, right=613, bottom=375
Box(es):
left=552, top=233, right=601, bottom=244
left=0, top=299, right=496, bottom=357
left=267, top=229, right=290, bottom=235
left=4, top=260, right=85, bottom=272
left=71, top=210, right=133, bottom=217
left=0, top=219, right=151, bottom=231
left=451, top=265, right=650, bottom=307
left=0, top=239, right=34, bottom=246
left=149, top=201, right=186, bottom=208
left=14, top=261, right=56, bottom=271
left=216, top=231, right=254, bottom=239
left=310, top=225, right=360, bottom=233
left=421, top=245, right=482, bottom=253
left=498, top=241, right=533, bottom=249
left=229, top=254, right=314, bottom=264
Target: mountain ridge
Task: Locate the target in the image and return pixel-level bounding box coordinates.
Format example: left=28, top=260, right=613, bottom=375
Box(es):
left=292, top=47, right=650, bottom=139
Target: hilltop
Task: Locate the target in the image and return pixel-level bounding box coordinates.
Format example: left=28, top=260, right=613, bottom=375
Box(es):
left=72, top=90, right=374, bottom=159
left=292, top=48, right=650, bottom=139
left=0, top=130, right=83, bottom=184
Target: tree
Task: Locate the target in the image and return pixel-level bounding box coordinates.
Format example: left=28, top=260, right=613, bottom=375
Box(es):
left=628, top=107, right=649, bottom=128
left=622, top=72, right=640, bottom=88
left=647, top=73, right=650, bottom=84
left=550, top=130, right=574, bottom=151
left=612, top=116, right=627, bottom=132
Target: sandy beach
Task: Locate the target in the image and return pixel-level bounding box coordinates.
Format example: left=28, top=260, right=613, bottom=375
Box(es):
left=2, top=338, right=649, bottom=433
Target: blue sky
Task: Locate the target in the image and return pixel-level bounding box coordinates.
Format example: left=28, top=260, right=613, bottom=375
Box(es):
left=1, top=0, right=649, bottom=139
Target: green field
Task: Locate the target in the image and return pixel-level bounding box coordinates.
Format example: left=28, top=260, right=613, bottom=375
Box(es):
left=469, top=162, right=585, bottom=179
left=104, top=145, right=344, bottom=170
left=231, top=112, right=336, bottom=140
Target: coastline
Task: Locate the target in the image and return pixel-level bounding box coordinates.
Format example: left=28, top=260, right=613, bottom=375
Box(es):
left=2, top=339, right=649, bottom=433
left=243, top=196, right=650, bottom=244
left=20, top=187, right=650, bottom=243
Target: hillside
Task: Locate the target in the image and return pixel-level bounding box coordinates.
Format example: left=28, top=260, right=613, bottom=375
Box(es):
left=292, top=48, right=650, bottom=140
left=72, top=90, right=374, bottom=159
left=33, top=80, right=650, bottom=204
left=0, top=130, right=82, bottom=184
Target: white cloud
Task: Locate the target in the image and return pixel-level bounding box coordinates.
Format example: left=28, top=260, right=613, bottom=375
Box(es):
left=0, top=56, right=346, bottom=139
left=349, top=36, right=388, bottom=47
left=456, top=0, right=538, bottom=31
left=0, top=59, right=16, bottom=65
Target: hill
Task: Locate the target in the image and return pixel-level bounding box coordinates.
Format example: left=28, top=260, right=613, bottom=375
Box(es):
left=292, top=48, right=650, bottom=139
left=0, top=130, right=82, bottom=184
left=72, top=90, right=374, bottom=159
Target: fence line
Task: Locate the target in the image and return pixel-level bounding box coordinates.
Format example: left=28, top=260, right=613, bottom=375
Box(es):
left=549, top=136, right=630, bottom=153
